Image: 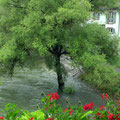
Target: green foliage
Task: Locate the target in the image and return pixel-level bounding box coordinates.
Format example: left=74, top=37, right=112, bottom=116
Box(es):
left=79, top=53, right=120, bottom=97
left=110, top=57, right=120, bottom=68
left=2, top=103, right=45, bottom=120
left=0, top=0, right=119, bottom=90
left=35, top=94, right=92, bottom=120
left=0, top=0, right=91, bottom=82
left=79, top=53, right=107, bottom=72
left=13, top=0, right=91, bottom=55
left=17, top=110, right=44, bottom=120
left=0, top=0, right=30, bottom=73
left=88, top=0, right=120, bottom=11
left=2, top=103, right=21, bottom=120
left=68, top=23, right=119, bottom=65
left=1, top=93, right=120, bottom=120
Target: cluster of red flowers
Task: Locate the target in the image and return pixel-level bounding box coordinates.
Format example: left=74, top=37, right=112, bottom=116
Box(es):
left=94, top=109, right=120, bottom=120
left=94, top=105, right=107, bottom=119
left=83, top=102, right=94, bottom=111
left=94, top=112, right=104, bottom=119
left=63, top=108, right=73, bottom=115
left=1, top=93, right=120, bottom=120
left=94, top=95, right=120, bottom=120
left=101, top=93, right=109, bottom=100
left=0, top=117, right=4, bottom=119
left=108, top=113, right=120, bottom=120
left=117, top=100, right=120, bottom=105
left=29, top=117, right=33, bottom=120
left=117, top=100, right=120, bottom=111
left=46, top=117, right=53, bottom=120
left=48, top=92, right=59, bottom=100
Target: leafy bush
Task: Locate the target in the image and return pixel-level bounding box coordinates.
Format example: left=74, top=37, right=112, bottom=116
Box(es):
left=17, top=110, right=44, bottom=120
left=79, top=53, right=107, bottom=72
left=79, top=53, right=120, bottom=97
left=2, top=103, right=21, bottom=120
left=1, top=92, right=120, bottom=120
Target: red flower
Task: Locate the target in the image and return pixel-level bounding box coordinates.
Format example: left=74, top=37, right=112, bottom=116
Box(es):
left=63, top=108, right=73, bottom=115
left=108, top=113, right=114, bottom=120
left=29, top=117, right=33, bottom=120
left=96, top=112, right=100, bottom=116
left=118, top=107, right=120, bottom=111
left=0, top=117, right=4, bottom=119
left=95, top=112, right=105, bottom=119
left=69, top=108, right=73, bottom=115
left=45, top=107, right=49, bottom=110
left=93, top=117, right=96, bottom=119
left=117, top=100, right=120, bottom=105
left=48, top=93, right=59, bottom=100
left=46, top=117, right=53, bottom=120
left=108, top=113, right=120, bottom=120
left=101, top=93, right=109, bottom=100
left=83, top=102, right=94, bottom=111
left=63, top=108, right=68, bottom=112
left=45, top=104, right=52, bottom=110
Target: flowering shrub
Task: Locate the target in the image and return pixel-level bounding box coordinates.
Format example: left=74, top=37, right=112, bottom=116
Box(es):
left=1, top=93, right=120, bottom=120
left=48, top=93, right=59, bottom=100
left=63, top=108, right=73, bottom=115
left=83, top=102, right=94, bottom=111
left=101, top=93, right=109, bottom=100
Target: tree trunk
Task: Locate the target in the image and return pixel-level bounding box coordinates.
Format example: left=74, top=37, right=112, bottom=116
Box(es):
left=55, top=55, right=64, bottom=91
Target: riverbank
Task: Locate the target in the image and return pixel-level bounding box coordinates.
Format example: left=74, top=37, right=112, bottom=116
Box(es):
left=61, top=55, right=120, bottom=99
left=78, top=69, right=120, bottom=100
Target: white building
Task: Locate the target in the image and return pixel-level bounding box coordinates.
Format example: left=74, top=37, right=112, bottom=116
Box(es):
left=89, top=11, right=120, bottom=37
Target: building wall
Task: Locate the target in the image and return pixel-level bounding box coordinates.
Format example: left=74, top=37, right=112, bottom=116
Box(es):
left=90, top=12, right=120, bottom=37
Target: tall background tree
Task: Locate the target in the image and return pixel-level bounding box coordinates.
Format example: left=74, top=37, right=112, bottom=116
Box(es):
left=0, top=0, right=119, bottom=90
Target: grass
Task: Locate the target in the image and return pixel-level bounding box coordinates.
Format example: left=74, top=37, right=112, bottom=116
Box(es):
left=63, top=84, right=75, bottom=94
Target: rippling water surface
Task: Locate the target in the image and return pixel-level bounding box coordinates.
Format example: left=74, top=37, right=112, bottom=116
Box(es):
left=0, top=62, right=105, bottom=115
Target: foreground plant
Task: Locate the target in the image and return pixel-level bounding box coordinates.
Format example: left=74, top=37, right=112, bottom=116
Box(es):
left=1, top=93, right=120, bottom=120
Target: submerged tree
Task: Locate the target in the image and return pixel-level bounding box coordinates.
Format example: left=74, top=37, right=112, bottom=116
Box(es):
left=0, top=0, right=119, bottom=90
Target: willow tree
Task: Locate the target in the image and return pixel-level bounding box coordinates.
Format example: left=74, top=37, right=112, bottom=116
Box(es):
left=0, top=0, right=119, bottom=90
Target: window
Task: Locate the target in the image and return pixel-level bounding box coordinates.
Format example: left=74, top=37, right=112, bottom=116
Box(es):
left=107, top=11, right=116, bottom=24
left=107, top=27, right=115, bottom=34
left=93, top=13, right=100, bottom=20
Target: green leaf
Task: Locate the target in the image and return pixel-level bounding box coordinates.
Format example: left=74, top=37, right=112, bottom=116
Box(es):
left=80, top=111, right=93, bottom=119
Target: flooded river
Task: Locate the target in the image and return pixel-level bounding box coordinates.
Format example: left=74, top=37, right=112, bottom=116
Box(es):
left=0, top=59, right=105, bottom=115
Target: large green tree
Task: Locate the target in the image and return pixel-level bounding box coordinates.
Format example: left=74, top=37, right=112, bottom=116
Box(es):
left=0, top=0, right=119, bottom=90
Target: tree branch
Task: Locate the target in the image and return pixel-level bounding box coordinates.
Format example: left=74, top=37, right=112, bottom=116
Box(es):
left=60, top=51, right=69, bottom=55
left=47, top=47, right=56, bottom=55
left=8, top=3, right=26, bottom=9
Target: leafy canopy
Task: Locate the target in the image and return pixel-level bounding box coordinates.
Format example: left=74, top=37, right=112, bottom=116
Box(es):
left=0, top=0, right=91, bottom=67
left=0, top=0, right=119, bottom=74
